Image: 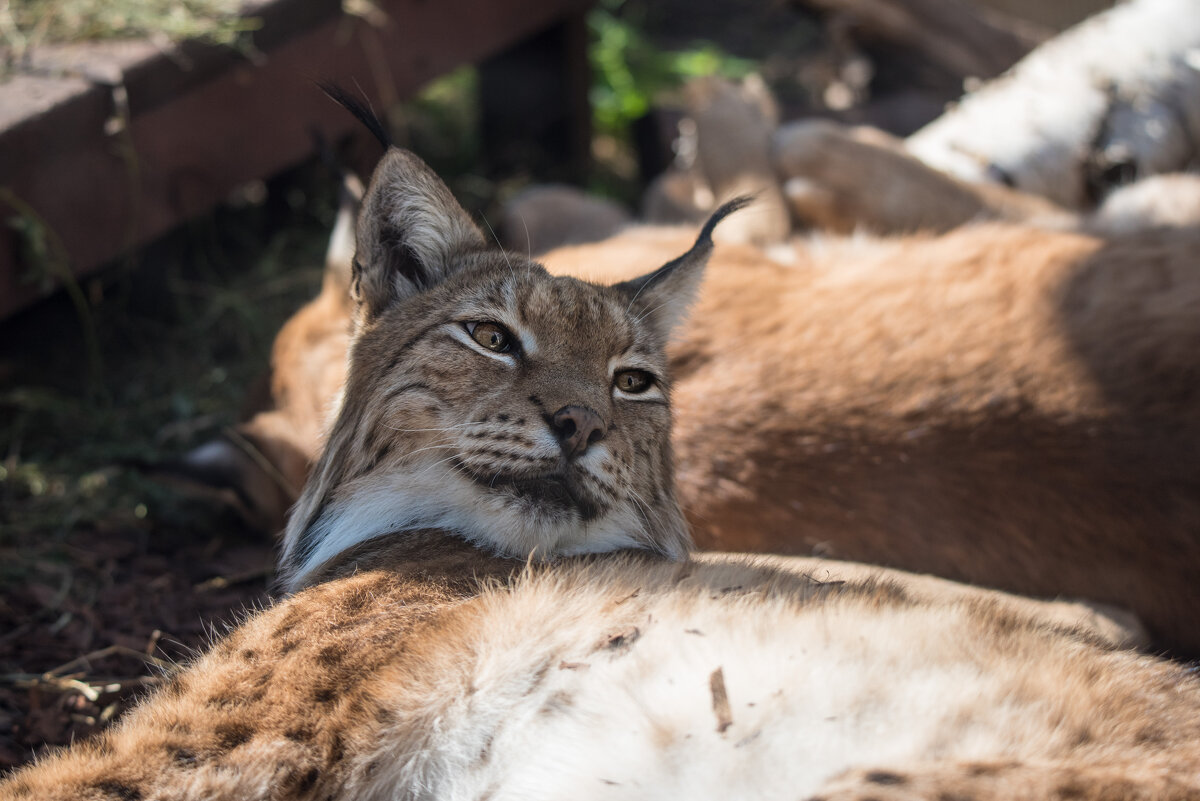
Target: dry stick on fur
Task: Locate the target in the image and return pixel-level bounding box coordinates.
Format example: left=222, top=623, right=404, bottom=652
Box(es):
left=708, top=667, right=734, bottom=734
left=6, top=94, right=1200, bottom=801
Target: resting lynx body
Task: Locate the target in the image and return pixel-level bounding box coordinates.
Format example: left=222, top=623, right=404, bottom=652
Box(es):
left=4, top=544, right=1192, bottom=801
left=199, top=192, right=1200, bottom=653
left=552, top=221, right=1200, bottom=655
left=5, top=115, right=1200, bottom=799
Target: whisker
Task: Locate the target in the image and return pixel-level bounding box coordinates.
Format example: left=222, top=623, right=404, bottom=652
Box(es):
left=625, top=486, right=655, bottom=530
left=396, top=442, right=456, bottom=462
left=519, top=211, right=531, bottom=262
left=480, top=212, right=515, bottom=281
left=632, top=296, right=677, bottom=326
left=378, top=422, right=478, bottom=433
left=400, top=453, right=470, bottom=484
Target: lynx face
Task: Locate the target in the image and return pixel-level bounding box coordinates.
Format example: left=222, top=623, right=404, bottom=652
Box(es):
left=279, top=146, right=745, bottom=591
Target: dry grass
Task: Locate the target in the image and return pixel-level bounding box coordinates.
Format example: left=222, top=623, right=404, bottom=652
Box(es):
left=0, top=158, right=338, bottom=767
left=3, top=0, right=252, bottom=47
left=0, top=0, right=258, bottom=71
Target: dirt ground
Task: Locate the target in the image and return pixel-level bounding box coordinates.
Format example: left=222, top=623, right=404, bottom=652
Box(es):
left=0, top=512, right=273, bottom=768
left=0, top=172, right=330, bottom=768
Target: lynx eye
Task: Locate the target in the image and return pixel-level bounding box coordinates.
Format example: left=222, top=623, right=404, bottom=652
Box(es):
left=466, top=322, right=514, bottom=353
left=614, top=369, right=654, bottom=394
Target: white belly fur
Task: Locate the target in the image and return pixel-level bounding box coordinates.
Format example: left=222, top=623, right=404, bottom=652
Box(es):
left=353, top=558, right=1113, bottom=800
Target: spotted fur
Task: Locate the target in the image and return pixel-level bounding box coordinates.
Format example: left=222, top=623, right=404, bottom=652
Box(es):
left=2, top=545, right=1196, bottom=801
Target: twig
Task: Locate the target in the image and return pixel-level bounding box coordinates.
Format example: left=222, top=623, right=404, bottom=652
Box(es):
left=194, top=564, right=273, bottom=593
left=47, top=644, right=173, bottom=677
left=222, top=426, right=300, bottom=498
left=2, top=674, right=164, bottom=700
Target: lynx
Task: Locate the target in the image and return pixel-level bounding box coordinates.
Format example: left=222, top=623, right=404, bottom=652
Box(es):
left=5, top=106, right=1200, bottom=800
left=188, top=186, right=1200, bottom=655
left=177, top=77, right=1200, bottom=656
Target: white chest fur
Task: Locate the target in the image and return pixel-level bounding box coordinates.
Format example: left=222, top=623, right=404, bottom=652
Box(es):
left=353, top=569, right=1097, bottom=800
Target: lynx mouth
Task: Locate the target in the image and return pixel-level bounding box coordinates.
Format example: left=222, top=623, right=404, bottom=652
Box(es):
left=454, top=460, right=601, bottom=520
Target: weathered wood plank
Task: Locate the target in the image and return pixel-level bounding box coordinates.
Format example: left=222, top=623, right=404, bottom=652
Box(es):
left=0, top=0, right=591, bottom=319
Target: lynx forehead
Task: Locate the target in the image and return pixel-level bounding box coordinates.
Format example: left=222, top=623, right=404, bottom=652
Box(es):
left=277, top=136, right=748, bottom=591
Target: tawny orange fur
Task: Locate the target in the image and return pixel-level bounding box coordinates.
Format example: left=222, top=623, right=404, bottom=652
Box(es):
left=553, top=223, right=1200, bottom=654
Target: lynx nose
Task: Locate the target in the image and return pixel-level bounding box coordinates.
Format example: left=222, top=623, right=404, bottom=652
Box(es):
left=551, top=405, right=607, bottom=458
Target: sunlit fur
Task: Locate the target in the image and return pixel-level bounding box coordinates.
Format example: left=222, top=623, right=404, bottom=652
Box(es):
left=5, top=547, right=1194, bottom=801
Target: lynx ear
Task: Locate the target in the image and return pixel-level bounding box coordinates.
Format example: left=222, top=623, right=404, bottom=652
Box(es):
left=354, top=147, right=487, bottom=319
left=615, top=196, right=752, bottom=340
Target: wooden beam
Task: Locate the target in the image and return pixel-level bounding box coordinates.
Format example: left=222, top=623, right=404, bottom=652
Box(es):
left=0, top=0, right=591, bottom=319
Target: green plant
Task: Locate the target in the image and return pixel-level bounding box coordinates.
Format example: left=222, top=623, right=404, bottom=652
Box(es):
left=587, top=0, right=755, bottom=140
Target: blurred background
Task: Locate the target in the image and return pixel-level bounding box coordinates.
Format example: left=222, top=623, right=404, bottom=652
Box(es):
left=0, top=0, right=1152, bottom=769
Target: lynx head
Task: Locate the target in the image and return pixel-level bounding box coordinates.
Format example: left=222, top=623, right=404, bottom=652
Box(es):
left=279, top=137, right=745, bottom=591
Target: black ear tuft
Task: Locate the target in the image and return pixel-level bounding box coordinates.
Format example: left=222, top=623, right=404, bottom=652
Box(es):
left=626, top=194, right=755, bottom=295
left=614, top=195, right=753, bottom=340
left=619, top=195, right=754, bottom=298
left=698, top=194, right=757, bottom=245
left=318, top=82, right=392, bottom=150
